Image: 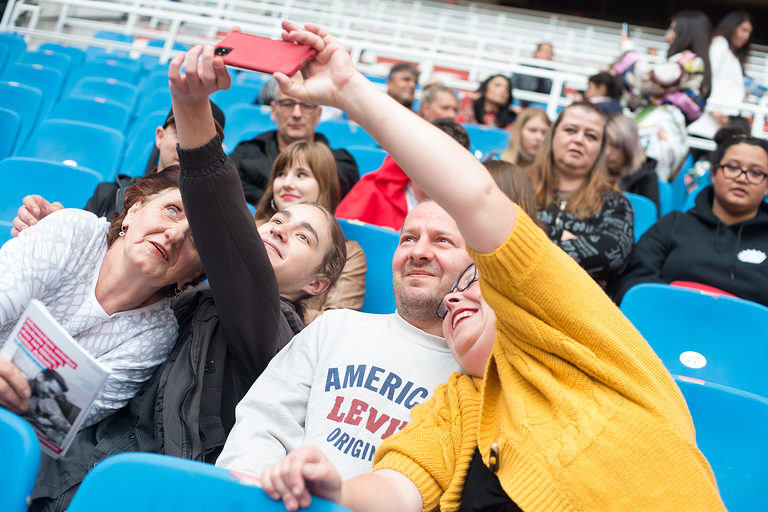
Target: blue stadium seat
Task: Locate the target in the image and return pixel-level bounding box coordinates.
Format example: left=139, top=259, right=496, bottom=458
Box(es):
left=657, top=179, right=673, bottom=216
left=68, top=59, right=139, bottom=90
left=86, top=31, right=133, bottom=60
left=671, top=153, right=694, bottom=210
left=138, top=39, right=187, bottom=71
left=337, top=219, right=399, bottom=314
left=0, top=407, right=41, bottom=512
left=1, top=62, right=65, bottom=115
left=223, top=104, right=275, bottom=151
left=48, top=96, right=131, bottom=132
left=346, top=145, right=387, bottom=176
left=620, top=283, right=768, bottom=399
left=210, top=83, right=262, bottom=116
left=625, top=192, right=657, bottom=242
left=0, top=157, right=103, bottom=221
left=233, top=69, right=269, bottom=88
left=0, top=31, right=26, bottom=62
left=133, top=88, right=171, bottom=120
left=0, top=80, right=44, bottom=153
left=317, top=120, right=377, bottom=149
left=0, top=45, right=10, bottom=74
left=676, top=377, right=768, bottom=512
left=69, top=77, right=139, bottom=111
left=39, top=43, right=86, bottom=69
left=18, top=120, right=125, bottom=181
left=67, top=452, right=350, bottom=511
left=20, top=50, right=73, bottom=81
left=462, top=123, right=510, bottom=158
left=0, top=107, right=21, bottom=159
left=120, top=110, right=167, bottom=177
left=682, top=172, right=712, bottom=212
left=137, top=72, right=171, bottom=97
left=0, top=220, right=13, bottom=245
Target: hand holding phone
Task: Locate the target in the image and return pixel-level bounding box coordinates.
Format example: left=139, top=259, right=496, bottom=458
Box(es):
left=214, top=32, right=317, bottom=76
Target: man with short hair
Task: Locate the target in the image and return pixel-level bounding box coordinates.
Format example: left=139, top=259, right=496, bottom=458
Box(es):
left=216, top=200, right=472, bottom=480
left=228, top=85, right=359, bottom=205
left=419, top=83, right=459, bottom=122
left=386, top=63, right=419, bottom=109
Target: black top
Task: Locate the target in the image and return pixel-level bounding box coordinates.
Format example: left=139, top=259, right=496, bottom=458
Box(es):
left=460, top=449, right=524, bottom=512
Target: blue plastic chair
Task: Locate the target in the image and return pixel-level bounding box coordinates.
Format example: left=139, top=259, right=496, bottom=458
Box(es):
left=0, top=107, right=21, bottom=159
left=671, top=153, right=694, bottom=210
left=0, top=80, right=43, bottom=153
left=346, top=145, right=387, bottom=176
left=137, top=73, right=171, bottom=97
left=317, top=120, right=377, bottom=149
left=657, top=179, right=673, bottom=216
left=67, top=452, right=350, bottom=511
left=20, top=50, right=73, bottom=81
left=69, top=77, right=139, bottom=111
left=0, top=45, right=10, bottom=74
left=462, top=123, right=510, bottom=158
left=625, top=192, right=658, bottom=242
left=48, top=96, right=131, bottom=132
left=682, top=173, right=712, bottom=212
left=0, top=407, right=41, bottom=512
left=0, top=157, right=103, bottom=221
left=18, top=120, right=125, bottom=181
left=210, top=83, right=262, bottom=117
left=86, top=31, right=133, bottom=60
left=0, top=31, right=26, bottom=62
left=620, top=283, right=768, bottom=399
left=223, top=104, right=275, bottom=151
left=133, top=88, right=171, bottom=120
left=39, top=43, right=86, bottom=69
left=337, top=219, right=399, bottom=314
left=69, top=59, right=139, bottom=90
left=1, top=62, right=64, bottom=115
left=676, top=377, right=768, bottom=512
left=0, top=220, right=13, bottom=245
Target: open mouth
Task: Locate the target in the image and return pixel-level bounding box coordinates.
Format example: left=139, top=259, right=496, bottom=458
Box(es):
left=452, top=308, right=477, bottom=329
left=150, top=241, right=167, bottom=260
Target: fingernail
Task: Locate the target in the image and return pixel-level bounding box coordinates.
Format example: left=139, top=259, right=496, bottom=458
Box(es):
left=291, top=486, right=301, bottom=495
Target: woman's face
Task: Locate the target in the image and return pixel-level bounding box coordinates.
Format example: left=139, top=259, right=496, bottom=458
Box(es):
left=665, top=20, right=676, bottom=45
left=257, top=203, right=332, bottom=299
left=485, top=76, right=511, bottom=107
left=520, top=116, right=550, bottom=158
left=732, top=21, right=753, bottom=50
left=120, top=188, right=202, bottom=289
left=272, top=154, right=321, bottom=211
left=604, top=141, right=627, bottom=175
left=712, top=143, right=768, bottom=217
left=439, top=266, right=496, bottom=378
left=551, top=107, right=605, bottom=181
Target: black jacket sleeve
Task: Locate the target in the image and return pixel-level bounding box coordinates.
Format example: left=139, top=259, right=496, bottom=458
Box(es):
left=83, top=181, right=119, bottom=218
left=331, top=148, right=360, bottom=199
left=178, top=136, right=293, bottom=385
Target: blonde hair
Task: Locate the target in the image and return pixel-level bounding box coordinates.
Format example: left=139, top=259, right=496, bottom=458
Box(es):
left=501, top=107, right=551, bottom=168
left=605, top=114, right=646, bottom=178
left=254, top=142, right=341, bottom=221
left=529, top=102, right=617, bottom=219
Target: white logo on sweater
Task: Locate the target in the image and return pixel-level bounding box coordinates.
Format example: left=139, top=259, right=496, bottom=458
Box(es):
left=737, top=249, right=767, bottom=264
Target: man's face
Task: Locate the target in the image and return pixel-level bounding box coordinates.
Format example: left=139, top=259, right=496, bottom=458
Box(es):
left=421, top=90, right=459, bottom=122
left=387, top=70, right=418, bottom=108
left=155, top=122, right=180, bottom=170
left=534, top=43, right=553, bottom=60
left=392, top=202, right=472, bottom=330
left=271, top=88, right=322, bottom=147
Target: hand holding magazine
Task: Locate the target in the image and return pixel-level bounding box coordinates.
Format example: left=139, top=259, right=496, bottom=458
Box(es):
left=1, top=300, right=108, bottom=458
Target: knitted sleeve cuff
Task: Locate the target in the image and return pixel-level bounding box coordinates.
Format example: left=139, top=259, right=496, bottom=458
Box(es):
left=177, top=134, right=228, bottom=179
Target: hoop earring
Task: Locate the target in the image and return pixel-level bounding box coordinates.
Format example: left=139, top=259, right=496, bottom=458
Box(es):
left=173, top=286, right=182, bottom=297
left=270, top=198, right=276, bottom=211
left=119, top=226, right=126, bottom=237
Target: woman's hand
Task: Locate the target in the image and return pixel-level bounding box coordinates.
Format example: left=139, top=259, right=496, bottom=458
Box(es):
left=275, top=21, right=362, bottom=111
left=168, top=44, right=231, bottom=107
left=261, top=445, right=342, bottom=511
left=0, top=357, right=30, bottom=414
left=11, top=195, right=63, bottom=237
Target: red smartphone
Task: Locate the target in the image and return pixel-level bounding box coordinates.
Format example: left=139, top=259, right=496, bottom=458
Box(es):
left=214, top=32, right=317, bottom=76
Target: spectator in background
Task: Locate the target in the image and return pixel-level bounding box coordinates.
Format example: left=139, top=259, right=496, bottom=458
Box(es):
left=605, top=114, right=660, bottom=213
left=457, top=74, right=515, bottom=129
left=499, top=106, right=551, bottom=171
left=530, top=102, right=634, bottom=288
left=613, top=134, right=768, bottom=306
left=253, top=141, right=366, bottom=324
left=336, top=118, right=470, bottom=230
left=419, top=82, right=459, bottom=121
left=688, top=10, right=753, bottom=139
left=257, top=78, right=278, bottom=105
left=511, top=42, right=555, bottom=107
left=613, top=10, right=711, bottom=181
left=386, top=63, right=419, bottom=110
left=229, top=78, right=359, bottom=205
left=584, top=71, right=623, bottom=115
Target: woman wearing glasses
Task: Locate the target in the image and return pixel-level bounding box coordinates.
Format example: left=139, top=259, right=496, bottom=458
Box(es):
left=614, top=135, right=768, bottom=306
left=259, top=21, right=724, bottom=511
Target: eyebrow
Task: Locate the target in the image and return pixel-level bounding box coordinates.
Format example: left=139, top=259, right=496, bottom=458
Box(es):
left=277, top=209, right=320, bottom=244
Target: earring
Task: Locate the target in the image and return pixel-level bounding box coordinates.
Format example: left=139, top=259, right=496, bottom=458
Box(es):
left=119, top=226, right=126, bottom=237
left=270, top=198, right=276, bottom=211
left=173, top=286, right=182, bottom=297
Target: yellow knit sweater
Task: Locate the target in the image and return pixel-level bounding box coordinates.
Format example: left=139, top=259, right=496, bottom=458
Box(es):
left=373, top=207, right=725, bottom=511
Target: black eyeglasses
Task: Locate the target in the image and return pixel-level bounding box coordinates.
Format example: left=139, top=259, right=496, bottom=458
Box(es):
left=719, top=161, right=768, bottom=185
left=436, top=264, right=478, bottom=320
left=274, top=99, right=319, bottom=113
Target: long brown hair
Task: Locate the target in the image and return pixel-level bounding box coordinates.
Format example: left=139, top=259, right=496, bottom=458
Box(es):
left=529, top=102, right=617, bottom=219
left=254, top=142, right=340, bottom=221
left=501, top=107, right=550, bottom=167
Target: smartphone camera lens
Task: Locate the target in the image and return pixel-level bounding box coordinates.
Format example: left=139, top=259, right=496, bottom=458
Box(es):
left=214, top=47, right=232, bottom=56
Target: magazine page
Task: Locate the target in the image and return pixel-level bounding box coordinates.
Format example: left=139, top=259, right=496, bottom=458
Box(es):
left=0, top=299, right=108, bottom=458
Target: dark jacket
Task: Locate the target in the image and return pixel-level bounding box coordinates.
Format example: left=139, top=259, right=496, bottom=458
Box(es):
left=82, top=174, right=142, bottom=219
left=613, top=186, right=768, bottom=306
left=30, top=136, right=301, bottom=511
left=228, top=130, right=359, bottom=205
left=621, top=158, right=660, bottom=215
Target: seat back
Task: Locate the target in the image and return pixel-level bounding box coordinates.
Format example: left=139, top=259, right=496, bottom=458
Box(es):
left=0, top=80, right=44, bottom=153
left=0, top=407, right=41, bottom=512
left=48, top=96, right=131, bottom=132
left=69, top=59, right=139, bottom=90
left=1, top=62, right=64, bottom=115
left=67, top=452, right=350, bottom=511
left=0, top=31, right=27, bottom=62
left=620, top=283, right=768, bottom=399
left=223, top=104, right=275, bottom=151
left=210, top=83, right=262, bottom=116
left=20, top=50, right=73, bottom=80
left=69, top=77, right=139, bottom=111
left=337, top=219, right=399, bottom=314
left=676, top=378, right=768, bottom=512
left=625, top=191, right=657, bottom=242
left=657, top=179, right=673, bottom=216
left=317, top=119, right=377, bottom=149
left=462, top=123, right=510, bottom=158
left=121, top=110, right=167, bottom=176
left=38, top=43, right=86, bottom=69
left=346, top=145, right=387, bottom=176
left=0, top=107, right=21, bottom=159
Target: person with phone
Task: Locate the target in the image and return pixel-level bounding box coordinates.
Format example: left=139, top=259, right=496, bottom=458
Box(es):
left=257, top=21, right=725, bottom=511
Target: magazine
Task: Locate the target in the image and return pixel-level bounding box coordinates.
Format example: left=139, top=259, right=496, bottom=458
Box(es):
left=0, top=300, right=108, bottom=458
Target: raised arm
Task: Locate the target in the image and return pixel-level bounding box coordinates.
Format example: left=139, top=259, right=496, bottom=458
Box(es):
left=275, top=22, right=516, bottom=254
